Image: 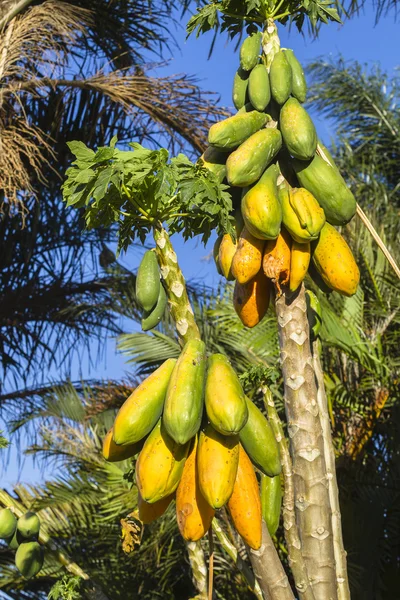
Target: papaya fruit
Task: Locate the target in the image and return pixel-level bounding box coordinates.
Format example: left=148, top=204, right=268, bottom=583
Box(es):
left=227, top=445, right=262, bottom=550
left=163, top=339, right=206, bottom=445
left=208, top=110, right=270, bottom=151
left=305, top=289, right=322, bottom=339
left=113, top=358, right=176, bottom=446
left=0, top=508, right=17, bottom=539
left=136, top=250, right=160, bottom=312
left=205, top=353, right=248, bottom=435
left=102, top=427, right=143, bottom=462
left=239, top=31, right=262, bottom=71
left=248, top=64, right=271, bottom=111
left=261, top=474, right=282, bottom=536
left=231, top=226, right=265, bottom=284
left=218, top=233, right=237, bottom=280
left=316, top=140, right=338, bottom=171
left=289, top=240, right=311, bottom=292
left=278, top=183, right=325, bottom=243
left=15, top=541, right=44, bottom=578
left=199, top=147, right=227, bottom=183
left=280, top=98, right=317, bottom=161
left=141, top=284, right=167, bottom=331
left=233, top=271, right=270, bottom=328
left=239, top=397, right=281, bottom=477
left=17, top=512, right=40, bottom=541
left=137, top=490, right=173, bottom=524
left=226, top=128, right=282, bottom=188
left=312, top=223, right=360, bottom=296
left=269, top=50, right=292, bottom=105
left=308, top=260, right=333, bottom=295
left=197, top=424, right=239, bottom=509
left=232, top=67, right=249, bottom=110
left=213, top=235, right=223, bottom=275
left=263, top=228, right=291, bottom=290
left=6, top=530, right=20, bottom=550
left=292, top=154, right=357, bottom=226
left=136, top=419, right=189, bottom=503
left=282, top=49, right=306, bottom=103
left=176, top=436, right=215, bottom=541
left=241, top=164, right=282, bottom=240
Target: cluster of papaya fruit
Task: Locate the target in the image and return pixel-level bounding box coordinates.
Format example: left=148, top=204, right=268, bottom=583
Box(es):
left=103, top=340, right=282, bottom=549
left=136, top=250, right=167, bottom=331
left=202, top=31, right=360, bottom=327
left=0, top=508, right=43, bottom=578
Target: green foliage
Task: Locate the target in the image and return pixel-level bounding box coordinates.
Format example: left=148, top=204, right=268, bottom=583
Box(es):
left=0, top=432, right=8, bottom=449
left=48, top=575, right=83, bottom=600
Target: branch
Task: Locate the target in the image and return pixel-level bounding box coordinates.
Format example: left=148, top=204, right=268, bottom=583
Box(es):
left=0, top=0, right=33, bottom=30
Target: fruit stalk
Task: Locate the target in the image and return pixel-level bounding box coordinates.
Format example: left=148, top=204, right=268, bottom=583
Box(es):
left=261, top=19, right=280, bottom=71
left=187, top=541, right=208, bottom=599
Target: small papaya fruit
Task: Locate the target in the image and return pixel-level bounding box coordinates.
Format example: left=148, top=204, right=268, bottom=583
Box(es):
left=199, top=147, right=227, bottom=183
left=280, top=98, right=317, bottom=161
left=241, top=164, right=282, bottom=240
left=289, top=240, right=311, bottom=292
left=15, top=541, right=44, bottom=579
left=113, top=358, right=176, bottom=446
left=231, top=226, right=265, bottom=284
left=209, top=110, right=270, bottom=151
left=17, top=512, right=40, bottom=541
left=136, top=250, right=160, bottom=312
left=213, top=235, right=223, bottom=275
left=239, top=31, right=262, bottom=71
left=227, top=445, right=262, bottom=550
left=263, top=228, right=291, bottom=291
left=233, top=271, right=270, bottom=328
left=248, top=63, right=271, bottom=111
left=176, top=436, right=215, bottom=541
left=137, top=490, right=173, bottom=524
left=278, top=183, right=325, bottom=243
left=0, top=508, right=17, bottom=539
left=141, top=284, right=167, bottom=331
left=232, top=67, right=249, bottom=110
left=282, top=49, right=306, bottom=103
left=6, top=530, right=20, bottom=550
left=197, top=424, right=239, bottom=509
left=261, top=474, right=282, bottom=536
left=218, top=233, right=237, bottom=280
left=269, top=51, right=292, bottom=105
left=305, top=289, right=322, bottom=339
left=102, top=428, right=143, bottom=462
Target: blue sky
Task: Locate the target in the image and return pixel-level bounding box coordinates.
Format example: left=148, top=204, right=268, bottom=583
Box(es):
left=2, top=4, right=399, bottom=487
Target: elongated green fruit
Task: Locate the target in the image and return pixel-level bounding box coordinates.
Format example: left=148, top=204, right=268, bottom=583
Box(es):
left=239, top=397, right=281, bottom=476
left=282, top=49, right=306, bottom=103
left=17, top=512, right=40, bottom=541
left=233, top=67, right=249, bottom=110
left=205, top=354, right=248, bottom=435
left=113, top=358, right=176, bottom=445
left=269, top=51, right=292, bottom=105
left=239, top=31, right=262, bottom=71
left=261, top=474, right=282, bottom=536
left=248, top=64, right=271, bottom=111
left=241, top=164, right=282, bottom=240
left=141, top=284, right=167, bottom=331
left=15, top=541, right=44, bottom=578
left=208, top=111, right=269, bottom=151
left=163, top=339, right=206, bottom=444
left=136, top=250, right=160, bottom=312
left=199, top=147, right=227, bottom=183
left=226, top=128, right=282, bottom=187
left=0, top=509, right=17, bottom=539
left=280, top=97, right=317, bottom=160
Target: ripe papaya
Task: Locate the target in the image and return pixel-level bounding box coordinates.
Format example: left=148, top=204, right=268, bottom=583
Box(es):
left=239, top=397, right=281, bottom=476
left=218, top=233, right=237, bottom=280
left=312, top=223, right=360, bottom=296
left=261, top=474, right=282, bottom=536
left=113, top=358, right=176, bottom=446
left=137, top=490, right=173, bottom=524
left=208, top=110, right=269, bottom=151
left=0, top=508, right=17, bottom=539
left=102, top=428, right=143, bottom=462
left=199, top=147, right=227, bottom=183
left=292, top=154, right=356, bottom=226
left=263, top=228, right=291, bottom=290
left=17, top=512, right=40, bottom=541
left=278, top=183, right=325, bottom=243
left=239, top=31, right=262, bottom=71
left=163, top=339, right=206, bottom=445
left=305, top=289, right=322, bottom=339
left=289, top=240, right=311, bottom=292
left=231, top=226, right=265, bottom=284
left=282, top=49, right=306, bottom=103
left=197, top=424, right=239, bottom=509
left=241, top=164, right=282, bottom=240
left=15, top=541, right=44, bottom=579
left=228, top=445, right=262, bottom=550
left=269, top=50, right=292, bottom=105
left=308, top=260, right=333, bottom=295
left=136, top=419, right=189, bottom=503
left=136, top=250, right=160, bottom=312
left=226, top=128, right=282, bottom=187
left=213, top=235, right=223, bottom=275
left=280, top=98, right=317, bottom=161
left=205, top=353, right=248, bottom=435
left=232, top=67, right=249, bottom=110
left=233, top=271, right=270, bottom=328
left=141, top=284, right=167, bottom=331
left=248, top=64, right=271, bottom=111
left=176, top=436, right=215, bottom=541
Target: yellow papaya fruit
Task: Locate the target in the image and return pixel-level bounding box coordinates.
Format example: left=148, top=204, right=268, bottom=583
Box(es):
left=233, top=270, right=270, bottom=328
left=312, top=223, right=360, bottom=296
left=231, top=226, right=265, bottom=284
left=137, top=490, right=174, bottom=524
left=263, top=228, right=291, bottom=291
left=136, top=420, right=189, bottom=503
left=241, top=164, right=282, bottom=240
left=278, top=183, right=325, bottom=243
left=289, top=240, right=311, bottom=292
left=102, top=428, right=143, bottom=462
left=197, top=424, right=239, bottom=509
left=176, top=436, right=215, bottom=541
left=227, top=445, right=262, bottom=550
left=219, top=233, right=237, bottom=280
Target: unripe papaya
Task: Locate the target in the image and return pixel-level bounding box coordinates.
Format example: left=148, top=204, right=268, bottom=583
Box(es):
left=305, top=289, right=322, bottom=339
left=213, top=235, right=223, bottom=275
left=282, top=49, right=306, bottom=103
left=208, top=111, right=270, bottom=151
left=261, top=474, right=282, bottom=536
left=226, top=128, right=282, bottom=187
left=248, top=64, right=271, bottom=111
left=312, top=223, right=360, bottom=296
left=102, top=428, right=143, bottom=462
left=199, top=147, right=227, bottom=183
left=278, top=183, right=325, bottom=243
left=176, top=436, right=215, bottom=541
left=163, top=339, right=206, bottom=445
left=197, top=424, right=239, bottom=509
left=263, top=228, right=291, bottom=290
left=136, top=250, right=160, bottom=312
left=6, top=530, right=19, bottom=550
left=141, top=284, right=167, bottom=331
left=316, top=140, right=339, bottom=171
left=17, top=512, right=40, bottom=541
left=205, top=354, right=248, bottom=435
left=15, top=541, right=44, bottom=579
left=239, top=397, right=281, bottom=477
left=113, top=358, right=176, bottom=446
left=280, top=98, right=317, bottom=161
left=227, top=445, right=262, bottom=550
left=0, top=508, right=17, bottom=539
left=269, top=51, right=292, bottom=105
left=233, top=271, right=270, bottom=328
left=136, top=420, right=189, bottom=503
left=239, top=31, right=262, bottom=71
left=232, top=67, right=249, bottom=110
left=289, top=240, right=311, bottom=292
left=218, top=233, right=237, bottom=280
left=231, top=226, right=265, bottom=284
left=137, top=490, right=173, bottom=524
left=241, top=164, right=282, bottom=240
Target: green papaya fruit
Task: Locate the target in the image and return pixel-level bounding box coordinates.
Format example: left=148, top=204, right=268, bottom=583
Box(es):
left=236, top=102, right=256, bottom=114
left=0, top=508, right=17, bottom=539
left=316, top=140, right=339, bottom=171
left=141, top=284, right=167, bottom=331
left=232, top=67, right=249, bottom=110
left=136, top=251, right=160, bottom=312
left=208, top=111, right=270, bottom=151
left=292, top=154, right=357, bottom=225
left=205, top=354, right=248, bottom=435
left=305, top=289, right=322, bottom=339
left=213, top=235, right=223, bottom=275
left=241, top=164, right=282, bottom=240
left=280, top=98, right=317, bottom=160
left=15, top=541, right=44, bottom=579
left=163, top=339, right=206, bottom=445
left=248, top=64, right=271, bottom=111
left=278, top=183, right=325, bottom=242
left=239, top=31, right=262, bottom=71
left=277, top=147, right=298, bottom=188
left=261, top=474, right=282, bottom=536
left=199, top=147, right=227, bottom=183
left=239, top=397, right=281, bottom=476
left=226, top=127, right=282, bottom=188
left=6, top=530, right=20, bottom=550
left=269, top=51, right=292, bottom=105
left=282, top=49, right=307, bottom=103
left=113, top=358, right=176, bottom=445
left=17, top=512, right=40, bottom=541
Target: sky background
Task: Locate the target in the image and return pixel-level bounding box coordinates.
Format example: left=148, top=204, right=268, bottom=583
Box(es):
left=2, top=3, right=399, bottom=487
